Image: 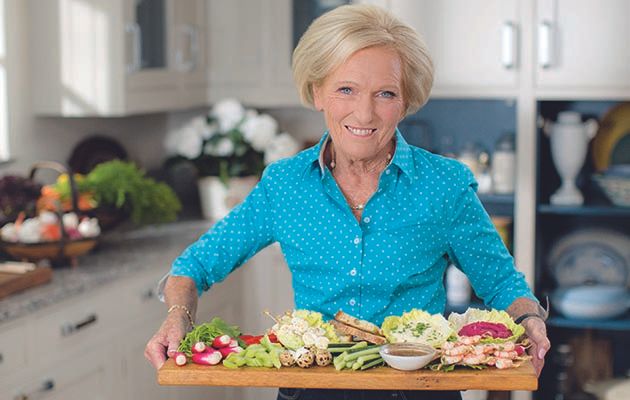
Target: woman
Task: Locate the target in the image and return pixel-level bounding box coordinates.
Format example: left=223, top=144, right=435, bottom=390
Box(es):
left=145, top=4, right=550, bottom=399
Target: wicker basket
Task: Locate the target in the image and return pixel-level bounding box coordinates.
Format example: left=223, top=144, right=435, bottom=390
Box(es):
left=0, top=161, right=99, bottom=266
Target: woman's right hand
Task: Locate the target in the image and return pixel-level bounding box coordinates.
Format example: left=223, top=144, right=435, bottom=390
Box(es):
left=144, top=311, right=190, bottom=370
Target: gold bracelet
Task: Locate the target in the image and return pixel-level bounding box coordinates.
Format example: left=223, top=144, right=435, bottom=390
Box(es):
left=167, top=304, right=195, bottom=328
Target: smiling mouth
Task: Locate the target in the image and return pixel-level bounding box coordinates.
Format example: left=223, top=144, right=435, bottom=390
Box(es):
left=345, top=125, right=377, bottom=137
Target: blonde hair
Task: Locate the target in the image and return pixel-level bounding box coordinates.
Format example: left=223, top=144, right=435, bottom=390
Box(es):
left=292, top=4, right=434, bottom=116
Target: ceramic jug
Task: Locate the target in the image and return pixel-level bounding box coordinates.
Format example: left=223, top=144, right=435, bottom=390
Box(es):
left=547, top=111, right=598, bottom=205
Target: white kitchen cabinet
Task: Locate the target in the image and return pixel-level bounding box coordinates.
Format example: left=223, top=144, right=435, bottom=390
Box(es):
left=29, top=0, right=207, bottom=116
left=535, top=0, right=630, bottom=97
left=389, top=0, right=521, bottom=97
left=207, top=0, right=299, bottom=107
left=1, top=347, right=117, bottom=400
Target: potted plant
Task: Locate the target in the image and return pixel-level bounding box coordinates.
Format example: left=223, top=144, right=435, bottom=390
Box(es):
left=38, top=160, right=181, bottom=227
left=164, top=98, right=300, bottom=220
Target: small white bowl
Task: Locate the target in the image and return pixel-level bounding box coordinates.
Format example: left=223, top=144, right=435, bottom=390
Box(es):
left=379, top=343, right=438, bottom=371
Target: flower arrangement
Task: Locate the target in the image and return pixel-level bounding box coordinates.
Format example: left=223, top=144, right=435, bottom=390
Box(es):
left=165, top=99, right=301, bottom=185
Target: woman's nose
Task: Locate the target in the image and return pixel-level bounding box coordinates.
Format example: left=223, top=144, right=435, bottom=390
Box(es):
left=354, top=95, right=374, bottom=124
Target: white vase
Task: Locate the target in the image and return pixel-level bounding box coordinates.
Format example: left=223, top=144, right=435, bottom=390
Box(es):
left=197, top=176, right=258, bottom=220
left=547, top=111, right=598, bottom=206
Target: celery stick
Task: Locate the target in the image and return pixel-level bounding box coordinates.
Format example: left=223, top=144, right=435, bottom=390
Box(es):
left=344, top=346, right=382, bottom=362
left=357, top=353, right=381, bottom=364
left=348, top=341, right=368, bottom=351
left=360, top=357, right=384, bottom=370
left=352, top=361, right=363, bottom=370
left=346, top=344, right=379, bottom=355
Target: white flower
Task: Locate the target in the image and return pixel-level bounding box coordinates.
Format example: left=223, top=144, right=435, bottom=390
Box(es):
left=188, top=115, right=218, bottom=140
left=165, top=118, right=205, bottom=159
left=205, top=137, right=235, bottom=157
left=211, top=98, right=245, bottom=132
left=264, top=132, right=300, bottom=164
left=241, top=113, right=278, bottom=152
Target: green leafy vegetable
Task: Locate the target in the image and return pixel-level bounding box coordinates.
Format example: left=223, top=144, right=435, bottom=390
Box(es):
left=447, top=308, right=525, bottom=343
left=178, top=317, right=241, bottom=356
left=381, top=309, right=454, bottom=348
left=84, top=160, right=181, bottom=225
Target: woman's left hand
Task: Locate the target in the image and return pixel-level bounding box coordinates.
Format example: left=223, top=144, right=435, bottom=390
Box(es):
left=521, top=317, right=550, bottom=376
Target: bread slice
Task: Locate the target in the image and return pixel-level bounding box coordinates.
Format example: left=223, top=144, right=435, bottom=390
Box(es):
left=330, top=320, right=387, bottom=345
left=335, top=310, right=383, bottom=336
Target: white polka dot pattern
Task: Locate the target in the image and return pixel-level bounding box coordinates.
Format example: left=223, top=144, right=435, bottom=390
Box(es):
left=171, top=130, right=536, bottom=325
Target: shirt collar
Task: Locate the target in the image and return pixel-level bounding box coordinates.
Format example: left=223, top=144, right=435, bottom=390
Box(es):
left=307, top=128, right=416, bottom=177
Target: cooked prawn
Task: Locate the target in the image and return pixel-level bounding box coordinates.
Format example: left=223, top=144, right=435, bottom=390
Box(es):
left=495, top=358, right=514, bottom=369
left=442, top=355, right=464, bottom=364
left=494, top=351, right=518, bottom=359
left=444, top=345, right=471, bottom=356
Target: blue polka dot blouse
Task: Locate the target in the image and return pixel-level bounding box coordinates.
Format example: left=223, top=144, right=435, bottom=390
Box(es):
left=171, top=129, right=535, bottom=325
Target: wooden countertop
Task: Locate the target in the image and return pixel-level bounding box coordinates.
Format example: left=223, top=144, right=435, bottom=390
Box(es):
left=158, top=359, right=538, bottom=391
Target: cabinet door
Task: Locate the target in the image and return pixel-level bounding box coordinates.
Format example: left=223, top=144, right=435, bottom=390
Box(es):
left=171, top=0, right=208, bottom=107
left=207, top=0, right=266, bottom=103
left=2, top=348, right=117, bottom=400
left=389, top=0, right=520, bottom=95
left=535, top=0, right=630, bottom=92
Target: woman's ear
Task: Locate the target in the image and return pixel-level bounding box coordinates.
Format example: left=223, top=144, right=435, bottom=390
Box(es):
left=312, top=84, right=323, bottom=111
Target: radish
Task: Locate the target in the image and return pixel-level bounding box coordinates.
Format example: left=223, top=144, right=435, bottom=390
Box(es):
left=212, top=334, right=231, bottom=349
left=219, top=346, right=243, bottom=358
left=192, top=341, right=207, bottom=354
left=228, top=338, right=239, bottom=348
left=173, top=352, right=188, bottom=367
left=515, top=345, right=525, bottom=356
left=192, top=349, right=222, bottom=366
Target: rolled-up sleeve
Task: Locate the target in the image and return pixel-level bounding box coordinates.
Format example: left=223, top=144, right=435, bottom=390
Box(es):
left=446, top=167, right=536, bottom=310
left=170, top=168, right=276, bottom=296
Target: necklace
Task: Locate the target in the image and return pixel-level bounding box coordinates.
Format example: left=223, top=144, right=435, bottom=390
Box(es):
left=329, top=146, right=392, bottom=212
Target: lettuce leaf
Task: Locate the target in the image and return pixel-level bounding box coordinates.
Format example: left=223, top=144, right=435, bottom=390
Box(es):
left=381, top=309, right=454, bottom=348
left=448, top=308, right=525, bottom=343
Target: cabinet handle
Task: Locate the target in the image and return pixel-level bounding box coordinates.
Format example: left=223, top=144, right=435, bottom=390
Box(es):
left=176, top=24, right=199, bottom=72
left=501, top=21, right=518, bottom=69
left=538, top=20, right=553, bottom=68
left=141, top=287, right=155, bottom=301
left=14, top=379, right=55, bottom=400
left=61, top=313, right=98, bottom=337
left=125, top=22, right=142, bottom=74
left=0, top=352, right=3, bottom=364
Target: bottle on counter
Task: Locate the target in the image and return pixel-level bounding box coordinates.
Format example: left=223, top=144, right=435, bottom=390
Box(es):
left=492, top=133, right=516, bottom=194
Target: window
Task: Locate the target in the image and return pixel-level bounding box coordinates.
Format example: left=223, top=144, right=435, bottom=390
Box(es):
left=0, top=0, right=8, bottom=161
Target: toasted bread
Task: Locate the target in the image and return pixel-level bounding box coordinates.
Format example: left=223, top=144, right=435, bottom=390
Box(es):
left=334, top=310, right=383, bottom=336
left=330, top=320, right=387, bottom=345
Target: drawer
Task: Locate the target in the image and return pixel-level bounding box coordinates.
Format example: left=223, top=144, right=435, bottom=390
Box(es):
left=28, top=289, right=118, bottom=361
left=0, top=321, right=27, bottom=377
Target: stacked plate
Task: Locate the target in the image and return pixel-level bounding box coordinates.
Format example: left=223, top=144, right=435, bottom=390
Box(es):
left=548, top=229, right=630, bottom=320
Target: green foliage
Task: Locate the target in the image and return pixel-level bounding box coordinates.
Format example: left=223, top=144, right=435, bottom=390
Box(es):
left=84, top=160, right=181, bottom=225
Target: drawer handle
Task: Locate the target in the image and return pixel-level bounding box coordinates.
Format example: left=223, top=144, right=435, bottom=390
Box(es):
left=0, top=352, right=3, bottom=364
left=61, top=313, right=98, bottom=337
left=141, top=287, right=155, bottom=301
left=14, top=379, right=54, bottom=400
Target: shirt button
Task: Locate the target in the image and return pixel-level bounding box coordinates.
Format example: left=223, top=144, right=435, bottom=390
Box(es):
left=385, top=169, right=391, bottom=175
left=350, top=268, right=357, bottom=276
left=363, top=217, right=371, bottom=224
left=353, top=237, right=361, bottom=245
left=349, top=298, right=356, bottom=306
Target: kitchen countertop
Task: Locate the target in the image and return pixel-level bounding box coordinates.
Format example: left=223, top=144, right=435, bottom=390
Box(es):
left=0, top=219, right=213, bottom=326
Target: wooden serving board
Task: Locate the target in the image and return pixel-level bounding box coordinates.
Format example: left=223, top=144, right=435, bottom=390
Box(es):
left=0, top=266, right=53, bottom=300
left=158, top=359, right=538, bottom=391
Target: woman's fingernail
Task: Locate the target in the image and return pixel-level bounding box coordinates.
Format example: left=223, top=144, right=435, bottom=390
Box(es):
left=538, top=349, right=547, bottom=359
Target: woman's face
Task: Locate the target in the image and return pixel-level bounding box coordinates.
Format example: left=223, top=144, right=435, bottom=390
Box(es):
left=313, top=46, right=406, bottom=162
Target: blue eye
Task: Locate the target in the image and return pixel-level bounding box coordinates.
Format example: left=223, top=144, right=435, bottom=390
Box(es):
left=380, top=91, right=396, bottom=98
left=338, top=87, right=352, bottom=95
